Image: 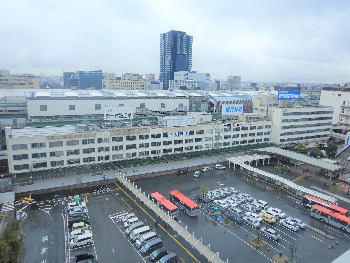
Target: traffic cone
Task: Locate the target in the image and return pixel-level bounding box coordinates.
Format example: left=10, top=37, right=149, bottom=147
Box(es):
left=267, top=248, right=270, bottom=252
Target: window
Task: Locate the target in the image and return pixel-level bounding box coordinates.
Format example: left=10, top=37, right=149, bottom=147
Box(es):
left=97, top=138, right=109, bottom=143
left=66, top=140, right=79, bottom=146
left=151, top=150, right=161, bottom=155
left=69, top=105, right=75, bottom=110
left=31, top=142, right=46, bottom=149
left=49, top=141, right=63, bottom=148
left=161, top=103, right=165, bottom=108
left=33, top=162, right=47, bottom=169
left=67, top=158, right=80, bottom=165
left=14, top=164, right=29, bottom=171
left=163, top=148, right=172, bottom=154
left=151, top=134, right=161, bottom=139
left=50, top=151, right=64, bottom=157
left=13, top=154, right=28, bottom=161
left=185, top=139, right=193, bottom=143
left=179, top=103, right=183, bottom=107
left=163, top=141, right=172, bottom=146
left=126, top=136, right=136, bottom=141
left=140, top=103, right=145, bottom=108
left=174, top=140, right=183, bottom=145
left=51, top=160, right=64, bottom=167
left=67, top=149, right=79, bottom=156
left=112, top=154, right=123, bottom=160
left=265, top=125, right=271, bottom=129
left=264, top=131, right=271, bottom=135
left=139, top=135, right=149, bottom=140
left=126, top=144, right=137, bottom=150
left=40, top=105, right=47, bottom=111
left=83, top=148, right=95, bottom=154
left=12, top=144, right=27, bottom=150
left=83, top=157, right=95, bottom=163
left=163, top=133, right=168, bottom=138
left=151, top=142, right=161, bottom=146
left=32, top=152, right=46, bottom=159
left=249, top=133, right=255, bottom=137
left=82, top=139, right=95, bottom=145
left=95, top=104, right=101, bottom=110
left=112, top=137, right=123, bottom=142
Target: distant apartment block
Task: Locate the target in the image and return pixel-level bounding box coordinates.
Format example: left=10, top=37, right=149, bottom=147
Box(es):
left=225, top=76, right=241, bottom=90
left=169, top=71, right=211, bottom=90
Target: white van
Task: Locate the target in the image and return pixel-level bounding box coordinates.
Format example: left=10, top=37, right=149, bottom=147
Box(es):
left=130, top=226, right=151, bottom=241
left=68, top=202, right=86, bottom=211
left=69, top=229, right=92, bottom=240
left=135, top=232, right=157, bottom=248
left=122, top=213, right=135, bottom=223
left=71, top=222, right=89, bottom=232
left=124, top=217, right=139, bottom=228
left=70, top=233, right=93, bottom=249
left=125, top=221, right=144, bottom=235
left=216, top=164, right=226, bottom=170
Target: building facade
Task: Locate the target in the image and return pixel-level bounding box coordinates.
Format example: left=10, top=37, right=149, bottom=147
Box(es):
left=78, top=70, right=103, bottom=90
left=169, top=71, right=211, bottom=90
left=6, top=120, right=271, bottom=174
left=270, top=106, right=333, bottom=145
left=0, top=70, right=39, bottom=90
left=160, top=30, right=193, bottom=90
left=225, top=76, right=241, bottom=90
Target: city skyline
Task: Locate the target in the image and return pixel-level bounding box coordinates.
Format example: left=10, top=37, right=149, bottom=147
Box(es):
left=0, top=0, right=349, bottom=83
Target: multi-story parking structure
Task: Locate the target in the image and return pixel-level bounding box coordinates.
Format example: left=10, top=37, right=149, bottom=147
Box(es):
left=6, top=120, right=271, bottom=174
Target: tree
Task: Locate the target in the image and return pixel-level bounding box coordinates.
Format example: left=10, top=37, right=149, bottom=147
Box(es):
left=329, top=184, right=340, bottom=194
left=290, top=145, right=307, bottom=155
left=309, top=150, right=324, bottom=158
left=326, top=144, right=338, bottom=158
left=0, top=219, right=24, bottom=263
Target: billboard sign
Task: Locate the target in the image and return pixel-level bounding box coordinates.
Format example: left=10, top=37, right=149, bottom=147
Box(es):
left=278, top=90, right=300, bottom=101
left=222, top=104, right=244, bottom=115
left=104, top=106, right=133, bottom=120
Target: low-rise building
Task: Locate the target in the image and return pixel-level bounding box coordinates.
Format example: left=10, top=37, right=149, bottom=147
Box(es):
left=0, top=70, right=39, bottom=90
left=6, top=119, right=271, bottom=174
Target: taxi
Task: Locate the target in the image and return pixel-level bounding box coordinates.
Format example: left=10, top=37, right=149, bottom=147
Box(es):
left=258, top=212, right=276, bottom=224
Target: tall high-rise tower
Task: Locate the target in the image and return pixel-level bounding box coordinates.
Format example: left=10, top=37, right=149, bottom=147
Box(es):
left=160, top=30, right=193, bottom=90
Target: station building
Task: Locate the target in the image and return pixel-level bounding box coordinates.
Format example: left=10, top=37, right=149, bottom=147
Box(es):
left=5, top=119, right=272, bottom=174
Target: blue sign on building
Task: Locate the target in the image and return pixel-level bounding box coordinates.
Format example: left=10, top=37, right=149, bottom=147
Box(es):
left=278, top=90, right=300, bottom=101
left=222, top=104, right=244, bottom=115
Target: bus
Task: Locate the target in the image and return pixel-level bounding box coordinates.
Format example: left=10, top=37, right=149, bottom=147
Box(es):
left=303, top=195, right=348, bottom=215
left=150, top=192, right=179, bottom=218
left=169, top=190, right=200, bottom=217
left=311, top=204, right=350, bottom=233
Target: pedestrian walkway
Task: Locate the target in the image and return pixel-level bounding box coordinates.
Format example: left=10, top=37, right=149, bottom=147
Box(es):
left=311, top=186, right=350, bottom=204
left=115, top=173, right=224, bottom=263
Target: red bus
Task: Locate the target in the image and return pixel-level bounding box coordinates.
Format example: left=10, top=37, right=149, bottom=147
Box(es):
left=169, top=190, right=200, bottom=216
left=150, top=192, right=179, bottom=218
left=311, top=204, right=350, bottom=233
left=303, top=195, right=347, bottom=215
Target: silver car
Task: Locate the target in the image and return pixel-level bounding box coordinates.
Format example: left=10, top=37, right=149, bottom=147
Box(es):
left=260, top=227, right=280, bottom=241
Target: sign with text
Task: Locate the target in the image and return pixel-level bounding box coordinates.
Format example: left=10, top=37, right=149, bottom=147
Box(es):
left=222, top=104, right=244, bottom=115
left=104, top=106, right=133, bottom=120
left=278, top=90, right=300, bottom=101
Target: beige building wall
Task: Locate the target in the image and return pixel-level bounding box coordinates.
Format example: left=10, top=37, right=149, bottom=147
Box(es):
left=0, top=75, right=39, bottom=89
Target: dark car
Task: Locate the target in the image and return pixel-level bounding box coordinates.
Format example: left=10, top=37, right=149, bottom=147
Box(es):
left=177, top=170, right=188, bottom=175
left=75, top=252, right=97, bottom=262
left=149, top=247, right=168, bottom=262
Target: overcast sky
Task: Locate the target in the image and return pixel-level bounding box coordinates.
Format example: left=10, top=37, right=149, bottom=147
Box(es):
left=1, top=0, right=349, bottom=83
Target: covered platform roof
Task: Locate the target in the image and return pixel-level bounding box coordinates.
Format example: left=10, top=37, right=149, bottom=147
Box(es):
left=226, top=154, right=270, bottom=164
left=256, top=147, right=343, bottom=172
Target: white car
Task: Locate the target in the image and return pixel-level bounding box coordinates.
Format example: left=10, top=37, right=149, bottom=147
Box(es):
left=243, top=216, right=261, bottom=228
left=280, top=219, right=299, bottom=231
left=245, top=212, right=263, bottom=223
left=260, top=227, right=280, bottom=241
left=194, top=171, right=200, bottom=177
left=267, top=207, right=286, bottom=219
left=69, top=229, right=92, bottom=240
left=202, top=167, right=213, bottom=172
left=286, top=217, right=307, bottom=229
left=216, top=164, right=226, bottom=170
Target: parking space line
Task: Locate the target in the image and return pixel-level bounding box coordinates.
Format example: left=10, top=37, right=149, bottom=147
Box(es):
left=115, top=182, right=201, bottom=263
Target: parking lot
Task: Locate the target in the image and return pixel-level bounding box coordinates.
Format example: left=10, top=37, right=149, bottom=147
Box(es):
left=133, top=164, right=350, bottom=263
left=18, top=162, right=350, bottom=263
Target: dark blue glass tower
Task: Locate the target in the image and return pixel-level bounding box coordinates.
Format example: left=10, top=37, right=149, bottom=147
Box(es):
left=78, top=70, right=103, bottom=90
left=160, top=30, right=193, bottom=90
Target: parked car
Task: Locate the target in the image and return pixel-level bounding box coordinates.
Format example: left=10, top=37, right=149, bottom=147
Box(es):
left=216, top=164, right=226, bottom=170
left=260, top=227, right=280, bottom=241
left=69, top=229, right=92, bottom=240
left=258, top=212, right=276, bottom=224
left=68, top=202, right=86, bottom=211
left=69, top=206, right=88, bottom=217
left=257, top=200, right=269, bottom=209
left=202, top=167, right=213, bottom=172
left=75, top=252, right=96, bottom=263
left=286, top=217, right=307, bottom=229
left=245, top=212, right=263, bottom=223
left=267, top=207, right=286, bottom=219
left=122, top=213, right=135, bottom=223
left=243, top=216, right=261, bottom=228
left=194, top=171, right=201, bottom=178
left=241, top=204, right=258, bottom=213
left=70, top=233, right=93, bottom=249
left=280, top=219, right=299, bottom=231
left=149, top=247, right=168, bottom=262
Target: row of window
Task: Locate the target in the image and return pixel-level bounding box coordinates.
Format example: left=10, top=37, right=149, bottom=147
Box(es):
left=282, top=111, right=333, bottom=116
left=279, top=134, right=329, bottom=142
left=40, top=104, right=102, bottom=112
left=281, top=122, right=332, bottom=130
left=280, top=128, right=331, bottom=137
left=281, top=117, right=332, bottom=123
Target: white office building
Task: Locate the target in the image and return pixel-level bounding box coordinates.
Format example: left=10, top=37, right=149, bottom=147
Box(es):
left=270, top=106, right=333, bottom=145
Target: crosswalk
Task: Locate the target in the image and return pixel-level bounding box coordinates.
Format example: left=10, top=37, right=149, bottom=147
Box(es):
left=109, top=211, right=128, bottom=224
left=0, top=202, right=15, bottom=213
left=36, top=200, right=56, bottom=214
